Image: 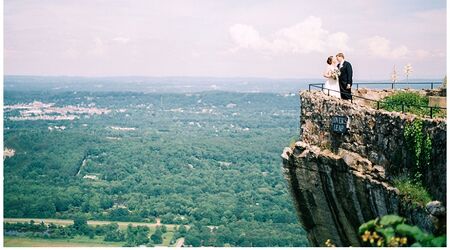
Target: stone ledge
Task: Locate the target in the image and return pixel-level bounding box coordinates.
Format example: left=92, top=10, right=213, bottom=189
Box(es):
left=282, top=140, right=438, bottom=246
left=283, top=141, right=396, bottom=192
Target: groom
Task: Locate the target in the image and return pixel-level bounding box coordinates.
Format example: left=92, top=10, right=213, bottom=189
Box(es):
left=336, top=53, right=353, bottom=100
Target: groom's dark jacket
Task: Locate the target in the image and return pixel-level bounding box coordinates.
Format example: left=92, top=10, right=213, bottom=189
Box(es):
left=338, top=61, right=353, bottom=87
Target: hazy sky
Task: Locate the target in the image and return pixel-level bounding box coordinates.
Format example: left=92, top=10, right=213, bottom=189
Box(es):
left=4, top=0, right=447, bottom=80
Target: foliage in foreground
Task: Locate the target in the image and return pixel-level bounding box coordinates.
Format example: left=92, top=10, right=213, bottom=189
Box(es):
left=358, top=215, right=446, bottom=247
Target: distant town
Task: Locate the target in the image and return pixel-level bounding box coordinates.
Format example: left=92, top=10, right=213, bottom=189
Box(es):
left=4, top=101, right=111, bottom=121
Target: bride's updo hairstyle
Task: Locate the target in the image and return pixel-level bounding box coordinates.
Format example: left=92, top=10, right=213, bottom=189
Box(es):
left=327, top=56, right=333, bottom=65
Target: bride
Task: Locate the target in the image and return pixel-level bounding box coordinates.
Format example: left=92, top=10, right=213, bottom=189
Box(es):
left=323, top=56, right=341, bottom=98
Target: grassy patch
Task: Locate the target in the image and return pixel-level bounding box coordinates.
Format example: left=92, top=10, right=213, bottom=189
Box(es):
left=378, top=91, right=446, bottom=118
left=4, top=218, right=179, bottom=231
left=393, top=177, right=432, bottom=206
left=4, top=219, right=178, bottom=247
left=162, top=231, right=174, bottom=246
left=380, top=91, right=428, bottom=116
left=4, top=235, right=124, bottom=247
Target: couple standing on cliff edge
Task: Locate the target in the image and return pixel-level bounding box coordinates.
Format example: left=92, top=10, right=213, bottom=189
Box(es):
left=323, top=53, right=353, bottom=100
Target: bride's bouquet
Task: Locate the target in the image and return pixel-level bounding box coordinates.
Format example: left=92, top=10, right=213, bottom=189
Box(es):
left=331, top=69, right=341, bottom=80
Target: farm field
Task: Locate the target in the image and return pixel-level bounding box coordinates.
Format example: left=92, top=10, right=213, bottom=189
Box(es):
left=4, top=236, right=124, bottom=247
left=4, top=219, right=178, bottom=247
left=4, top=218, right=181, bottom=230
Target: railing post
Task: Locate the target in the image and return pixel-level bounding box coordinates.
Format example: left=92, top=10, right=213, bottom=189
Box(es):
left=391, top=82, right=394, bottom=89
left=430, top=107, right=433, bottom=118
left=309, top=84, right=311, bottom=91
left=431, top=82, right=434, bottom=89
left=356, top=83, right=359, bottom=90
left=377, top=101, right=380, bottom=110
left=328, top=89, right=330, bottom=96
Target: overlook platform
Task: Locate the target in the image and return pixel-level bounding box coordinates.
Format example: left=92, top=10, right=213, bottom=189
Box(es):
left=308, top=82, right=446, bottom=118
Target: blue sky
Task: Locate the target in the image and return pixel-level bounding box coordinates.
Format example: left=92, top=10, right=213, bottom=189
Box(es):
left=4, top=0, right=447, bottom=80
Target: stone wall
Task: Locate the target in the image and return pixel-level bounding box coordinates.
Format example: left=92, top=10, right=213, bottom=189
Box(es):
left=299, top=90, right=446, bottom=202
left=282, top=90, right=446, bottom=246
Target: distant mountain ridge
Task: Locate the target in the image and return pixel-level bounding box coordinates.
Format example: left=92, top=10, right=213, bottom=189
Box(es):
left=4, top=75, right=442, bottom=93
left=4, top=75, right=315, bottom=93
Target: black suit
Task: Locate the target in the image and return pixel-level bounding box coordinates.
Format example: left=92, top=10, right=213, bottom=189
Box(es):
left=338, top=61, right=353, bottom=100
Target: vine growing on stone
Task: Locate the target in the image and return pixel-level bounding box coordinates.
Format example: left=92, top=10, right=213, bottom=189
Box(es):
left=403, top=119, right=432, bottom=184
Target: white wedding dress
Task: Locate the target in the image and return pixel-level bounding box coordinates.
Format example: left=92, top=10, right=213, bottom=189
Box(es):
left=323, top=64, right=341, bottom=98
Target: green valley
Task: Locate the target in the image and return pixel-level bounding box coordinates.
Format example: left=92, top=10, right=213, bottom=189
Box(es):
left=3, top=90, right=307, bottom=247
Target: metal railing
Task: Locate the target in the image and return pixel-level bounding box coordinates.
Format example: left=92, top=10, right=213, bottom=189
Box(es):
left=308, top=82, right=446, bottom=119
left=353, top=81, right=442, bottom=90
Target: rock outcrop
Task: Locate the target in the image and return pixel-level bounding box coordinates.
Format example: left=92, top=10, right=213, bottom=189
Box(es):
left=282, top=90, right=446, bottom=247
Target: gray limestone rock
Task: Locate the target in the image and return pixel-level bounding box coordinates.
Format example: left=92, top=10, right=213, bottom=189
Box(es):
left=282, top=90, right=447, bottom=247
left=426, top=201, right=446, bottom=217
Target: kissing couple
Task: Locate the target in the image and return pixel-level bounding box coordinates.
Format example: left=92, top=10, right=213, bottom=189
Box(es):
left=323, top=53, right=353, bottom=100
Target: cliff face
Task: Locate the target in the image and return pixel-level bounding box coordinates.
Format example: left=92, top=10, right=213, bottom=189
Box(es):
left=282, top=90, right=446, bottom=247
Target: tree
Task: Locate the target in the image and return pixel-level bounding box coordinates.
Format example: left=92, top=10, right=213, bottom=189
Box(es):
left=100, top=196, right=114, bottom=209
left=88, top=230, right=95, bottom=239
left=30, top=198, right=56, bottom=218
left=178, top=225, right=187, bottom=235
left=185, top=234, right=201, bottom=247
left=150, top=228, right=163, bottom=244
left=54, top=196, right=70, bottom=212
left=3, top=91, right=309, bottom=247
left=73, top=215, right=90, bottom=235
left=161, top=225, right=167, bottom=233
left=109, top=208, right=130, bottom=221
left=134, top=227, right=150, bottom=246
left=126, top=225, right=150, bottom=246
left=104, top=230, right=125, bottom=242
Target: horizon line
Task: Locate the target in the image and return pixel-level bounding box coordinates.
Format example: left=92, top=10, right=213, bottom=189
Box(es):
left=4, top=74, right=445, bottom=82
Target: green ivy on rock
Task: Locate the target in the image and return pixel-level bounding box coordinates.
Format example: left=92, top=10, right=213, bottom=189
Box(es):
left=403, top=119, right=432, bottom=184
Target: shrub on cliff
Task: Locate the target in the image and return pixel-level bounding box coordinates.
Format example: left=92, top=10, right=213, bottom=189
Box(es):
left=358, top=214, right=446, bottom=247
left=381, top=91, right=428, bottom=116
left=393, top=177, right=431, bottom=206
left=380, top=91, right=446, bottom=118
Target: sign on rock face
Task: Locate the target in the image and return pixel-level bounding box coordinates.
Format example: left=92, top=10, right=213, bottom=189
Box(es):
left=331, top=116, right=348, bottom=134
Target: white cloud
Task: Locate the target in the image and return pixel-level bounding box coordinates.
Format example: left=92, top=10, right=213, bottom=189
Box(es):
left=89, top=37, right=106, bottom=56
left=228, top=24, right=272, bottom=52
left=364, top=35, right=436, bottom=60
left=414, top=49, right=430, bottom=58
left=62, top=47, right=80, bottom=58
left=112, top=36, right=130, bottom=44
left=276, top=16, right=328, bottom=53
left=326, top=32, right=351, bottom=53
left=228, top=16, right=351, bottom=55
left=365, top=36, right=409, bottom=59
